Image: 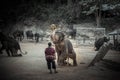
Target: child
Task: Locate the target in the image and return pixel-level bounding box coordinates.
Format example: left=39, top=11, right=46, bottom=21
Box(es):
left=45, top=42, right=58, bottom=74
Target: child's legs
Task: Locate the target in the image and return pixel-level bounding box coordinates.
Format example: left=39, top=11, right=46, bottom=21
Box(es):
left=47, top=59, right=52, bottom=70
left=52, top=60, right=56, bottom=69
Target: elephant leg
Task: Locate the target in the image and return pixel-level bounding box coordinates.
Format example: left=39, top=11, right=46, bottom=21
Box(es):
left=59, top=59, right=64, bottom=66
left=70, top=53, right=77, bottom=66
left=57, top=52, right=66, bottom=66
left=11, top=48, right=20, bottom=57
left=6, top=49, right=11, bottom=56
left=73, top=54, right=77, bottom=66
left=9, top=48, right=15, bottom=56
left=59, top=57, right=67, bottom=66
left=55, top=45, right=60, bottom=64
left=20, top=36, right=22, bottom=41
left=70, top=54, right=77, bottom=66
left=13, top=49, right=19, bottom=57
left=57, top=54, right=61, bottom=65
left=0, top=47, right=4, bottom=54
left=73, top=59, right=77, bottom=66
left=11, top=49, right=20, bottom=57
left=36, top=37, right=39, bottom=42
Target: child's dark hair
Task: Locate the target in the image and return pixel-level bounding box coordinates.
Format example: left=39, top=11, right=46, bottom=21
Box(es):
left=48, top=42, right=52, bottom=46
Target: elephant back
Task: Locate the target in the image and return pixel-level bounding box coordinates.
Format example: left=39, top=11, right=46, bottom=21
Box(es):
left=0, top=32, right=21, bottom=50
left=6, top=37, right=21, bottom=50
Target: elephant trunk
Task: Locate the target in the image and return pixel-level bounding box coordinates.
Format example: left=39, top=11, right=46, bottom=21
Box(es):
left=19, top=48, right=27, bottom=55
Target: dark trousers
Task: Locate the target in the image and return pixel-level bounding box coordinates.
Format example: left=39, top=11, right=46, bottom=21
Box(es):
left=46, top=59, right=56, bottom=70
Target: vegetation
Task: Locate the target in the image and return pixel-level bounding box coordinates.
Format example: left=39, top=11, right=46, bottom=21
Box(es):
left=0, top=0, right=120, bottom=32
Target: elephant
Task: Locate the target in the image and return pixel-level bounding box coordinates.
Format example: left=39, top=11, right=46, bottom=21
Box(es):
left=65, top=28, right=76, bottom=39
left=55, top=39, right=77, bottom=66
left=0, top=32, right=27, bottom=57
left=13, top=30, right=24, bottom=41
left=34, top=32, right=40, bottom=43
left=34, top=32, right=45, bottom=42
left=26, top=30, right=34, bottom=40
left=94, top=37, right=110, bottom=51
left=50, top=25, right=77, bottom=66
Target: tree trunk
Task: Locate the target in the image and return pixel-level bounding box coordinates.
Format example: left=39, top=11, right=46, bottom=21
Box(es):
left=96, top=0, right=101, bottom=28
left=95, top=0, right=102, bottom=40
left=96, top=8, right=101, bottom=28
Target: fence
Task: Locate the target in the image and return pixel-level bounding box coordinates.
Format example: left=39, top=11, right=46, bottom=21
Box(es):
left=74, top=27, right=106, bottom=46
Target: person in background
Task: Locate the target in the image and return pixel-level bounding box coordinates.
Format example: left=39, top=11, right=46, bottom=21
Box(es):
left=45, top=42, right=58, bottom=74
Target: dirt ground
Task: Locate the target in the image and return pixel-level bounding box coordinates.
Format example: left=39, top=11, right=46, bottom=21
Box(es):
left=0, top=39, right=120, bottom=80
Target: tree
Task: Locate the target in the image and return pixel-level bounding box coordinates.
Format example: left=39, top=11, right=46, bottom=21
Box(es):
left=67, top=0, right=72, bottom=6
left=96, top=0, right=102, bottom=28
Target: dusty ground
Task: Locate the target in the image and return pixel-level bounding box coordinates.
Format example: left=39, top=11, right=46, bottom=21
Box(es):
left=0, top=39, right=120, bottom=80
